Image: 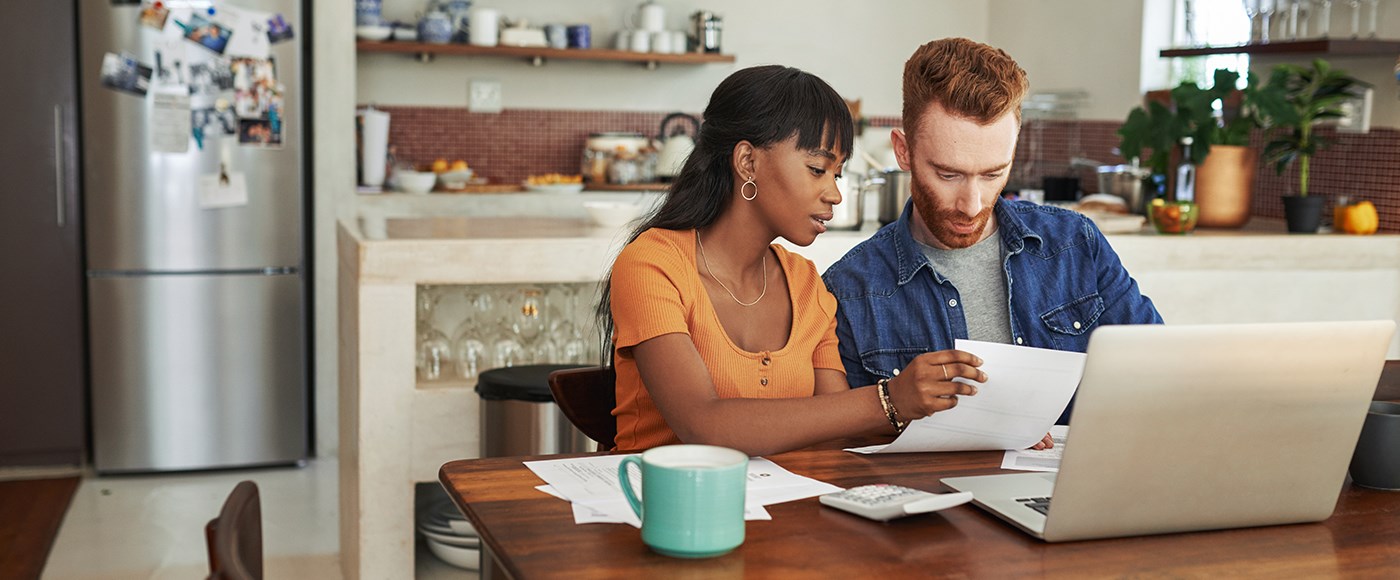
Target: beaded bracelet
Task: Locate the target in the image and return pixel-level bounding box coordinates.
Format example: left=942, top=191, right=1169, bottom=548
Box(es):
left=876, top=378, right=907, bottom=433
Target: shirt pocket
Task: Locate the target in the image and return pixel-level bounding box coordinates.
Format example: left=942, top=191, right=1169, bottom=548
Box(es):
left=858, top=348, right=928, bottom=381
left=1039, top=293, right=1105, bottom=337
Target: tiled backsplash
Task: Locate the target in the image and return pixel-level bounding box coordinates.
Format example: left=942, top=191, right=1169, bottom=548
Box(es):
left=377, top=106, right=1397, bottom=232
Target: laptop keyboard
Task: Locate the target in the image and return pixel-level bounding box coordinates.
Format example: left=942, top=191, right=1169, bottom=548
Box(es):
left=1016, top=496, right=1052, bottom=515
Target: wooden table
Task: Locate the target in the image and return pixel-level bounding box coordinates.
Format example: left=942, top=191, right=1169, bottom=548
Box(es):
left=441, top=362, right=1400, bottom=578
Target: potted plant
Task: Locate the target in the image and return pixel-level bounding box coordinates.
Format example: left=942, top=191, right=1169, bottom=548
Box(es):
left=1118, top=69, right=1278, bottom=229
left=1257, top=59, right=1366, bottom=233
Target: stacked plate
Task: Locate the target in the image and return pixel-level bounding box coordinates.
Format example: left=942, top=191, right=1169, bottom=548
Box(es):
left=419, top=499, right=481, bottom=570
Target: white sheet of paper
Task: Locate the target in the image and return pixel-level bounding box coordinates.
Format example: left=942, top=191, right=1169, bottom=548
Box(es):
left=524, top=455, right=830, bottom=526
left=1001, top=425, right=1069, bottom=472
left=847, top=340, right=1085, bottom=454
left=218, top=5, right=271, bottom=59
left=151, top=89, right=191, bottom=153
left=198, top=171, right=248, bottom=208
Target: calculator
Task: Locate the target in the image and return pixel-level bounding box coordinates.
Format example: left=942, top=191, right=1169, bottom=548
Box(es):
left=819, top=484, right=974, bottom=522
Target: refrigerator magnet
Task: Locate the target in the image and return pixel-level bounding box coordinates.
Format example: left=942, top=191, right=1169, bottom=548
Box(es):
left=139, top=1, right=170, bottom=30
left=267, top=14, right=294, bottom=44
left=99, top=52, right=153, bottom=97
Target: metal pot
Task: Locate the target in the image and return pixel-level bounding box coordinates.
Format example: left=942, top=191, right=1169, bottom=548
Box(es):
left=876, top=169, right=913, bottom=226
left=1096, top=165, right=1151, bottom=214
left=829, top=174, right=867, bottom=230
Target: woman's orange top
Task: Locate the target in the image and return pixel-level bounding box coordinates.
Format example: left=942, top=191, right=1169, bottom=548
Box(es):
left=609, top=227, right=845, bottom=451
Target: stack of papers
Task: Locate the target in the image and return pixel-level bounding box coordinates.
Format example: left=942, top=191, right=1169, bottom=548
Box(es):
left=523, top=455, right=842, bottom=527
left=847, top=340, right=1086, bottom=454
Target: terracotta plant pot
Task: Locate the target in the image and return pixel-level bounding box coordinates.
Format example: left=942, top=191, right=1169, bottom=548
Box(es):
left=1194, top=145, right=1256, bottom=228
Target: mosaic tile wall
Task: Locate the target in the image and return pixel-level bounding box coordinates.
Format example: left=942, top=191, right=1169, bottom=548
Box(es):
left=378, top=106, right=1398, bottom=232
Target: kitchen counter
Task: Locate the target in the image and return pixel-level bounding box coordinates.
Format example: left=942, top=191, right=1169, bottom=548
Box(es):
left=336, top=215, right=1400, bottom=579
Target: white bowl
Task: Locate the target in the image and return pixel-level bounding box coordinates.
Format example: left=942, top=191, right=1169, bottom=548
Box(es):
left=583, top=201, right=642, bottom=228
left=437, top=169, right=475, bottom=190
left=418, top=527, right=481, bottom=548
left=356, top=25, right=393, bottom=41
left=396, top=170, right=437, bottom=194
left=425, top=538, right=481, bottom=570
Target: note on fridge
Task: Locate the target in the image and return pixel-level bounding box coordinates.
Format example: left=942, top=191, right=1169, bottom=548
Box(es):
left=846, top=340, right=1085, bottom=454
left=199, top=171, right=248, bottom=209
left=151, top=89, right=191, bottom=153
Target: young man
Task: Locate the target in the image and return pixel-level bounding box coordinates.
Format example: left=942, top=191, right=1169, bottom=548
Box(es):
left=822, top=38, right=1161, bottom=424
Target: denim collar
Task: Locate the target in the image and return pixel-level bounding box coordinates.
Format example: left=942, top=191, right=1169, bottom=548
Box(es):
left=892, top=199, right=1046, bottom=287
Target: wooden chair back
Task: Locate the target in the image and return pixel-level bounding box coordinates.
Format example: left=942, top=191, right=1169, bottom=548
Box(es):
left=205, top=480, right=262, bottom=580
left=548, top=366, right=617, bottom=451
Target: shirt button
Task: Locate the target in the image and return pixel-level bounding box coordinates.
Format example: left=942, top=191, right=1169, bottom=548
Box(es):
left=1072, top=321, right=1082, bottom=330
left=1016, top=336, right=1024, bottom=345
left=760, top=377, right=769, bottom=386
left=762, top=356, right=771, bottom=366
left=948, top=299, right=958, bottom=308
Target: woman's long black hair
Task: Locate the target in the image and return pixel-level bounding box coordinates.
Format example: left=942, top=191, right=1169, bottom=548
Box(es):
left=595, top=65, right=854, bottom=363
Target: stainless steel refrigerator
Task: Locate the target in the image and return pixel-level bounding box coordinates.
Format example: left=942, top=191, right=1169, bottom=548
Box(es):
left=79, top=0, right=308, bottom=472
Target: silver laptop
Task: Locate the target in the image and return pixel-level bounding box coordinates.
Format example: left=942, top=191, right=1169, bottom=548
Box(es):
left=943, top=320, right=1395, bottom=542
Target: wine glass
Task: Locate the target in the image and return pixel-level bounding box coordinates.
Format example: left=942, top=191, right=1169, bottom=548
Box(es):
left=1243, top=0, right=1264, bottom=42
left=1347, top=0, right=1362, bottom=38
left=1365, top=0, right=1380, bottom=38
left=1259, top=0, right=1277, bottom=42
left=1314, top=0, right=1334, bottom=38
left=416, top=286, right=453, bottom=381
left=452, top=287, right=492, bottom=380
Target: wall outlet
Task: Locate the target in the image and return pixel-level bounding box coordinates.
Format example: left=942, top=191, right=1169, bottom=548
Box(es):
left=469, top=80, right=503, bottom=114
left=1337, top=86, right=1373, bottom=134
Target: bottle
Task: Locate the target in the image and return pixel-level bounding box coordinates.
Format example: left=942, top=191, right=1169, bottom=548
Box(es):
left=1174, top=137, right=1196, bottom=203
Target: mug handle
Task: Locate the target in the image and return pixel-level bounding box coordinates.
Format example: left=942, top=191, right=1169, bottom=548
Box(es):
left=618, top=456, right=644, bottom=518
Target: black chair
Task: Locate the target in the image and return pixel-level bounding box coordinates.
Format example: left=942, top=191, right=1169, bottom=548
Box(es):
left=547, top=366, right=618, bottom=451
left=205, top=480, right=262, bottom=580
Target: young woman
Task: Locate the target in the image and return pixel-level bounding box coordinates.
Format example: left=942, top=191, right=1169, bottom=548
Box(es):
left=598, top=65, right=986, bottom=456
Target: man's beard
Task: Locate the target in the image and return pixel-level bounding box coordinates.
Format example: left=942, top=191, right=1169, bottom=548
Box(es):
left=912, top=177, right=995, bottom=249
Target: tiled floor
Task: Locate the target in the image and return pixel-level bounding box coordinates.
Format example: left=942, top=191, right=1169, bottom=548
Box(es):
left=40, top=459, right=477, bottom=579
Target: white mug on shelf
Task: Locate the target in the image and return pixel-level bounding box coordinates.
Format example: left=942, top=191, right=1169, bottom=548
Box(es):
left=670, top=30, right=688, bottom=53
left=632, top=1, right=665, bottom=32
left=614, top=30, right=630, bottom=50
left=469, top=7, right=499, bottom=46
left=630, top=29, right=651, bottom=52
left=650, top=30, right=671, bottom=53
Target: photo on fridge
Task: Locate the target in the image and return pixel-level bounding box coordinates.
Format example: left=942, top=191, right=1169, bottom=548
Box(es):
left=99, top=52, right=153, bottom=96
left=181, top=14, right=232, bottom=55
left=139, top=1, right=170, bottom=30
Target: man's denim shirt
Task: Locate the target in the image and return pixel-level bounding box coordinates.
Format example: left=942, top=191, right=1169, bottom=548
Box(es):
left=822, top=199, right=1163, bottom=395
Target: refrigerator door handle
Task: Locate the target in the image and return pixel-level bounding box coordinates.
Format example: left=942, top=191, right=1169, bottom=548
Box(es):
left=53, top=104, right=65, bottom=227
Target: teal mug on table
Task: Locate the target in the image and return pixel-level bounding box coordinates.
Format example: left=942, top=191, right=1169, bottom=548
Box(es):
left=617, top=444, right=748, bottom=558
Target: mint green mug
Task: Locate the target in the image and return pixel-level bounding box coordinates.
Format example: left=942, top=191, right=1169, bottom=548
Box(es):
left=617, top=444, right=747, bottom=558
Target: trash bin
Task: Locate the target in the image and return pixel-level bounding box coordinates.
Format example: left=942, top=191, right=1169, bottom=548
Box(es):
left=475, top=364, right=593, bottom=457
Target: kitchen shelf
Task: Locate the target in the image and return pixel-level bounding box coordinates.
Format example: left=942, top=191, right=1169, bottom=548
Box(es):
left=357, top=41, right=736, bottom=68
left=1160, top=38, right=1400, bottom=57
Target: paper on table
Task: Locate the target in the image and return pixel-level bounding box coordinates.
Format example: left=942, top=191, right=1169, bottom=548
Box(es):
left=524, top=455, right=834, bottom=526
left=847, top=340, right=1085, bottom=454
left=1001, top=425, right=1069, bottom=472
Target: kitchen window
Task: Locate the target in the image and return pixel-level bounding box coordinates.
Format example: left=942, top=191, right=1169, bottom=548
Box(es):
left=1173, top=0, right=1251, bottom=89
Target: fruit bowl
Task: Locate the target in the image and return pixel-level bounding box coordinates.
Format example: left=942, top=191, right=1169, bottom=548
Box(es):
left=397, top=170, right=437, bottom=194
left=437, top=169, right=475, bottom=190
left=1149, top=199, right=1199, bottom=235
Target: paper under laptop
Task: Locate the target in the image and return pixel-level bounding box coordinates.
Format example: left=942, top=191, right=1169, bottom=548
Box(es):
left=847, top=340, right=1085, bottom=453
left=943, top=321, right=1394, bottom=543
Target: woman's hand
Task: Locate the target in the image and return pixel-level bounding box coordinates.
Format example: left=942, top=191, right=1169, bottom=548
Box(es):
left=884, top=350, right=985, bottom=421
left=1029, top=432, right=1054, bottom=450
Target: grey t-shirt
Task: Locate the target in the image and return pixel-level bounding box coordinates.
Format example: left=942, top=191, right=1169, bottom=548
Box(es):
left=917, top=232, right=1013, bottom=344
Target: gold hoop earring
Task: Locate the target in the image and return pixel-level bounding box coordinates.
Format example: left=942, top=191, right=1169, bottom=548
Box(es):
left=741, top=177, right=757, bottom=201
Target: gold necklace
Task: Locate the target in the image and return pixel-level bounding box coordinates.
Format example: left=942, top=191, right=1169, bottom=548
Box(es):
left=696, top=230, right=767, bottom=307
